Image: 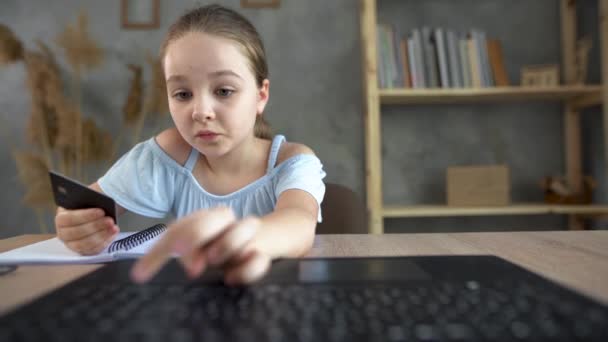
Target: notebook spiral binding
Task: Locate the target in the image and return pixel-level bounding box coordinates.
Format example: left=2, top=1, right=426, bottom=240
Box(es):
left=107, top=223, right=167, bottom=253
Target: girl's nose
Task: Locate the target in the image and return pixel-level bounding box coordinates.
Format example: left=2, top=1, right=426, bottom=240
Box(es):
left=192, top=98, right=215, bottom=121
left=192, top=110, right=215, bottom=121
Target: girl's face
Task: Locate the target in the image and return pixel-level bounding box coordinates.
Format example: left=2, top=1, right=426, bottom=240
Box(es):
left=164, top=32, right=269, bottom=157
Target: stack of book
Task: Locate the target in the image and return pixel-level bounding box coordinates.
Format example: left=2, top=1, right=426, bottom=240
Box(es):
left=377, top=25, right=510, bottom=89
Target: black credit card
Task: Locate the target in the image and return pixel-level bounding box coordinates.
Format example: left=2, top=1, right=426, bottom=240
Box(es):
left=49, top=171, right=117, bottom=223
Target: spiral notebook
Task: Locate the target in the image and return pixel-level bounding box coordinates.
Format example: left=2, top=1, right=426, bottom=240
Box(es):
left=0, top=224, right=167, bottom=265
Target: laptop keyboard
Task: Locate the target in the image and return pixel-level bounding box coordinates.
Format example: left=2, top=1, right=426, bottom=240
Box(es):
left=2, top=278, right=607, bottom=341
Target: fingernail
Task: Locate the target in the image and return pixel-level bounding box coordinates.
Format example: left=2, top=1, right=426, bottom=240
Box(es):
left=187, top=264, right=199, bottom=279
left=130, top=264, right=148, bottom=283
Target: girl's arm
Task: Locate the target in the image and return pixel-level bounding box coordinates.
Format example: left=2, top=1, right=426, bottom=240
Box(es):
left=251, top=142, right=320, bottom=258
left=252, top=188, right=318, bottom=258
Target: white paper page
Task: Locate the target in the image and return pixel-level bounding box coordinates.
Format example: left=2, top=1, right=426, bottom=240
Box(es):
left=0, top=232, right=138, bottom=265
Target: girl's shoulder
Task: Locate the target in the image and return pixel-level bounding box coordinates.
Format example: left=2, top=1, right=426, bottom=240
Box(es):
left=155, top=128, right=192, bottom=166
left=276, top=140, right=316, bottom=165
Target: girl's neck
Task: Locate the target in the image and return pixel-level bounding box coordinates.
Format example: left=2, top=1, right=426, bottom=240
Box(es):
left=202, top=135, right=267, bottom=176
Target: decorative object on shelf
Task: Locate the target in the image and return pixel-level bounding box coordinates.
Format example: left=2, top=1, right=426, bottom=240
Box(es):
left=121, top=0, right=160, bottom=29
left=574, top=36, right=592, bottom=84
left=520, top=64, right=560, bottom=87
left=446, top=165, right=511, bottom=207
left=540, top=175, right=596, bottom=205
left=241, top=0, right=280, bottom=8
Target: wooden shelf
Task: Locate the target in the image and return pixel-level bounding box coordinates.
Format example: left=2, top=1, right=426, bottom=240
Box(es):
left=382, top=204, right=608, bottom=218
left=360, top=0, right=608, bottom=233
left=379, top=85, right=602, bottom=106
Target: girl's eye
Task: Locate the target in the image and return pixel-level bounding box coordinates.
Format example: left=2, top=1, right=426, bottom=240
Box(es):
left=215, top=88, right=234, bottom=97
left=173, top=91, right=192, bottom=100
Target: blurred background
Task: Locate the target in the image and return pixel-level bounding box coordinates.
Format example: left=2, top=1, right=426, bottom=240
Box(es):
left=0, top=0, right=605, bottom=238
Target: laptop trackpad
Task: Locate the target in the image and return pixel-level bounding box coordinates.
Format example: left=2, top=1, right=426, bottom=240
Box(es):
left=298, top=258, right=431, bottom=282
left=258, top=257, right=432, bottom=284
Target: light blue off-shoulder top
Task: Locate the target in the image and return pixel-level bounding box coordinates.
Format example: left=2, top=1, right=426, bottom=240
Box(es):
left=98, top=135, right=326, bottom=222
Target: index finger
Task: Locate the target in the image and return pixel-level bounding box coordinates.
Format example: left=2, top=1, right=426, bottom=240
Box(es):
left=130, top=207, right=236, bottom=283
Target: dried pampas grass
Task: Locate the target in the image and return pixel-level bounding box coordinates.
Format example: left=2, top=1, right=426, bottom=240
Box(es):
left=14, top=150, right=54, bottom=232
left=56, top=11, right=103, bottom=73
left=145, top=54, right=168, bottom=116
left=2, top=14, right=118, bottom=231
left=81, top=118, right=112, bottom=162
left=13, top=151, right=53, bottom=208
left=123, top=64, right=143, bottom=125
left=23, top=41, right=67, bottom=151
left=0, top=24, right=23, bottom=65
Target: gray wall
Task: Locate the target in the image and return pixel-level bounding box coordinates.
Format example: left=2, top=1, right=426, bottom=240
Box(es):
left=0, top=0, right=603, bottom=238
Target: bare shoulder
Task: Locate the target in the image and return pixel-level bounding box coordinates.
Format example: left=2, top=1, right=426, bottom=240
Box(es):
left=276, top=141, right=315, bottom=164
left=155, top=128, right=192, bottom=166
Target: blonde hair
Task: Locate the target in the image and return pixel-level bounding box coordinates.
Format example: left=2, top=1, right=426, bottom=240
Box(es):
left=161, top=4, right=272, bottom=140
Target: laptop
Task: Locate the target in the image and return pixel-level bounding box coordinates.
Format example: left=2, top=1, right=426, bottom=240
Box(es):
left=1, top=256, right=607, bottom=341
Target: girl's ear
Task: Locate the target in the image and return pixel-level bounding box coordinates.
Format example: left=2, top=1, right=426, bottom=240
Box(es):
left=256, top=79, right=270, bottom=115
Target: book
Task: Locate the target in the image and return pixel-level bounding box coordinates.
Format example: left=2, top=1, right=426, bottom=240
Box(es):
left=487, top=39, right=510, bottom=86
left=434, top=27, right=450, bottom=88
left=480, top=31, right=494, bottom=87
left=412, top=28, right=426, bottom=88
left=473, top=30, right=494, bottom=87
left=459, top=39, right=472, bottom=88
left=421, top=26, right=439, bottom=88
left=447, top=30, right=463, bottom=88
left=399, top=37, right=412, bottom=88
left=407, top=36, right=419, bottom=88
left=0, top=223, right=167, bottom=265
left=467, top=37, right=482, bottom=88
left=386, top=25, right=401, bottom=88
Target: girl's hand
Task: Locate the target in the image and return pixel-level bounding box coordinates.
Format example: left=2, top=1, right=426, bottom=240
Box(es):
left=130, top=207, right=271, bottom=285
left=54, top=207, right=120, bottom=255
left=205, top=216, right=271, bottom=285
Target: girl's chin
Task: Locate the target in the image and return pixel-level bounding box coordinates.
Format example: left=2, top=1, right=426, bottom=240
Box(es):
left=193, top=142, right=228, bottom=157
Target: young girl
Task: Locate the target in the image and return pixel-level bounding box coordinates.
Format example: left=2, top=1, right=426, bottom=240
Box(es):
left=54, top=4, right=326, bottom=285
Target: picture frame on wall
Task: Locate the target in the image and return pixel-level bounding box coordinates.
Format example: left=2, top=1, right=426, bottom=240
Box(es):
left=241, top=0, right=281, bottom=8
left=121, top=0, right=160, bottom=29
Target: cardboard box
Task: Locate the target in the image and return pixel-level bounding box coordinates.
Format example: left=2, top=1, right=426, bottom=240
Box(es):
left=447, top=165, right=510, bottom=206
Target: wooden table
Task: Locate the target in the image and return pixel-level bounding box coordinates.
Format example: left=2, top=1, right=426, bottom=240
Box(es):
left=1, top=231, right=607, bottom=316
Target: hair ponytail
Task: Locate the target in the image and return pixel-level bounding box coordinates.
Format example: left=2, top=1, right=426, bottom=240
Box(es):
left=254, top=115, right=272, bottom=140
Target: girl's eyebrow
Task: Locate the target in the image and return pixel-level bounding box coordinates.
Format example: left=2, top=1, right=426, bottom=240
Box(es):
left=209, top=70, right=243, bottom=80
left=166, top=70, right=243, bottom=84
left=166, top=75, right=187, bottom=84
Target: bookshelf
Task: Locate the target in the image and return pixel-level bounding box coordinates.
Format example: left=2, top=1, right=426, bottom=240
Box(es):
left=360, top=0, right=608, bottom=234
left=383, top=204, right=608, bottom=218
left=380, top=86, right=602, bottom=105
